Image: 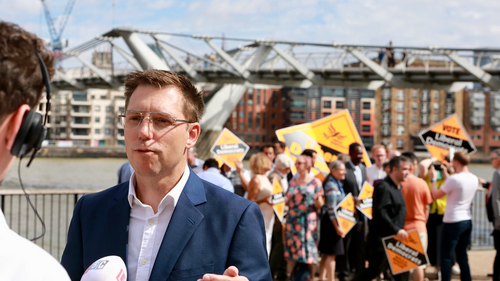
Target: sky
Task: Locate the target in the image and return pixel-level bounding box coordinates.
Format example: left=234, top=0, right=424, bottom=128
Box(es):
left=2, top=0, right=500, bottom=62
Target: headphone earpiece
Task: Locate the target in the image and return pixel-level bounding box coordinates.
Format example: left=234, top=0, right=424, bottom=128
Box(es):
left=11, top=110, right=46, bottom=158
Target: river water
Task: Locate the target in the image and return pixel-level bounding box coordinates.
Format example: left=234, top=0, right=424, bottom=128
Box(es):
left=1, top=158, right=496, bottom=190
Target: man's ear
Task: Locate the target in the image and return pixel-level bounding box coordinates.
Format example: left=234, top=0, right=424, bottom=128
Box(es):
left=4, top=104, right=31, bottom=151
left=186, top=122, right=201, bottom=150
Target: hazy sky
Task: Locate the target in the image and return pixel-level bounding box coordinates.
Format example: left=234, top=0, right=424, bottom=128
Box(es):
left=2, top=0, right=499, bottom=53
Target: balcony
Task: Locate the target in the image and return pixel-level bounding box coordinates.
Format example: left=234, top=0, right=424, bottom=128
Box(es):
left=70, top=99, right=92, bottom=106
left=70, top=122, right=91, bottom=128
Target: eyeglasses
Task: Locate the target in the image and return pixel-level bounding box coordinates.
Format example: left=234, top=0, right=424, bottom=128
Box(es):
left=296, top=161, right=306, bottom=165
left=118, top=110, right=192, bottom=131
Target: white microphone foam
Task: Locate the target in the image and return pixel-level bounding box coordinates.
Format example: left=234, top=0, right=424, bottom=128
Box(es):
left=81, top=255, right=127, bottom=281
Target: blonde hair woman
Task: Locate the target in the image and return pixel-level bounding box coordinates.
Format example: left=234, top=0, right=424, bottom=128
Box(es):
left=247, top=152, right=274, bottom=257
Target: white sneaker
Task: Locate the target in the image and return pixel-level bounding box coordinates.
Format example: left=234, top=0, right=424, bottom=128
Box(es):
left=452, top=265, right=461, bottom=275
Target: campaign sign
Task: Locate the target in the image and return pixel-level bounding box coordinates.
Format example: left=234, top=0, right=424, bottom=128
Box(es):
left=419, top=114, right=476, bottom=162
left=382, top=230, right=429, bottom=275
left=270, top=178, right=286, bottom=221
left=210, top=128, right=250, bottom=170
left=357, top=181, right=374, bottom=219
left=276, top=109, right=371, bottom=177
left=334, top=193, right=357, bottom=235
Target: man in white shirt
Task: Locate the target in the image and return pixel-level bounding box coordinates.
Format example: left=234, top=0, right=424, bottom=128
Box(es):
left=187, top=146, right=205, bottom=175
left=62, top=70, right=271, bottom=281
left=430, top=151, right=478, bottom=281
left=366, top=144, right=387, bottom=185
left=199, top=158, right=234, bottom=193
left=0, top=21, right=70, bottom=280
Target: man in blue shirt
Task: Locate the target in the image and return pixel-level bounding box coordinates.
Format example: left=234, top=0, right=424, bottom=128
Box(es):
left=198, top=158, right=234, bottom=193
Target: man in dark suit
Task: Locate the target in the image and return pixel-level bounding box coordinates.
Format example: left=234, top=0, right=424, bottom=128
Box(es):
left=337, top=143, right=367, bottom=281
left=61, top=70, right=271, bottom=281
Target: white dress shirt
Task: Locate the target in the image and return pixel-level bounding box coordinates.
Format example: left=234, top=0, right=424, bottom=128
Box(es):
left=366, top=164, right=386, bottom=185
left=127, top=165, right=190, bottom=281
left=198, top=167, right=234, bottom=193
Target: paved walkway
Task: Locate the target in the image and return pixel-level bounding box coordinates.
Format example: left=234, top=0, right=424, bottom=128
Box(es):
left=424, top=249, right=495, bottom=280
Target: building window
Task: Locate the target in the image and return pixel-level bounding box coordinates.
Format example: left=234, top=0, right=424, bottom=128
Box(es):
left=106, top=117, right=111, bottom=124
left=382, top=112, right=390, bottom=124
left=323, top=112, right=331, bottom=117
left=323, top=100, right=332, bottom=109
left=412, top=114, right=417, bottom=123
left=291, top=111, right=305, bottom=120
left=433, top=114, right=439, bottom=123
left=397, top=139, right=404, bottom=149
left=232, top=122, right=237, bottom=129
left=95, top=129, right=100, bottom=134
left=272, top=91, right=278, bottom=99
left=471, top=126, right=482, bottom=131
left=248, top=90, right=254, bottom=105
left=272, top=113, right=277, bottom=119
left=362, top=102, right=371, bottom=110
left=412, top=102, right=418, bottom=111
left=73, top=92, right=87, bottom=101
left=396, top=102, right=404, bottom=111
left=292, top=99, right=305, bottom=108
left=95, top=105, right=100, bottom=112
left=412, top=90, right=418, bottom=100
left=382, top=125, right=391, bottom=136
left=434, top=91, right=440, bottom=101
left=273, top=102, right=277, bottom=108
left=493, top=135, right=500, bottom=141
left=382, top=88, right=391, bottom=100
left=247, top=135, right=253, bottom=142
left=95, top=117, right=100, bottom=123
left=433, top=103, right=439, bottom=111
left=382, top=101, right=391, bottom=111
left=271, top=124, right=277, bottom=130
left=255, top=135, right=261, bottom=142
left=336, top=101, right=345, bottom=109
left=239, top=123, right=244, bottom=129
left=397, top=114, right=404, bottom=124
left=256, top=90, right=261, bottom=105
left=256, top=113, right=261, bottom=129
left=471, top=135, right=481, bottom=140
left=397, top=125, right=405, bottom=135
left=362, top=113, right=370, bottom=121
left=106, top=106, right=112, bottom=112
left=232, top=111, right=237, bottom=118
left=422, top=90, right=429, bottom=101
left=105, top=129, right=111, bottom=135
left=397, top=90, right=405, bottom=100
left=421, top=114, right=429, bottom=125
left=239, top=111, right=244, bottom=118
left=247, top=112, right=253, bottom=128
left=362, top=125, right=370, bottom=132
left=349, top=100, right=356, bottom=110
left=239, top=100, right=244, bottom=106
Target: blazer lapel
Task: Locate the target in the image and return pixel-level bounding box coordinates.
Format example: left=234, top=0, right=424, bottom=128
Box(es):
left=105, top=186, right=130, bottom=264
left=149, top=173, right=206, bottom=281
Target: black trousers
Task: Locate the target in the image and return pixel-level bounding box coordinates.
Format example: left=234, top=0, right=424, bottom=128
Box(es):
left=269, top=214, right=287, bottom=279
left=427, top=213, right=443, bottom=266
left=494, top=229, right=500, bottom=281
left=351, top=235, right=409, bottom=281
left=336, top=219, right=366, bottom=280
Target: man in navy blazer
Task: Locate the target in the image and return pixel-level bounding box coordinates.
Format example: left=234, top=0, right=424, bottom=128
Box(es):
left=61, top=70, right=271, bottom=281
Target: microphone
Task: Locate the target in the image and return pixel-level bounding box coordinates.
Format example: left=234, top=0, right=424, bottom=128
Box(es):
left=81, top=255, right=127, bottom=281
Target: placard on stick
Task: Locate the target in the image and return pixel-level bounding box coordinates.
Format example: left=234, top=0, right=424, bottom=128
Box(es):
left=270, top=178, right=285, bottom=222
left=382, top=230, right=429, bottom=275
left=357, top=182, right=374, bottom=219
left=335, top=193, right=357, bottom=235
left=210, top=128, right=250, bottom=170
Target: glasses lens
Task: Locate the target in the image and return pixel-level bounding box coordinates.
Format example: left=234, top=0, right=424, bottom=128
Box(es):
left=151, top=113, right=175, bottom=130
left=125, top=111, right=142, bottom=129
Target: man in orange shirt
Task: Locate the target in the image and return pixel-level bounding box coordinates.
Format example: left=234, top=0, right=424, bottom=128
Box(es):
left=401, top=152, right=433, bottom=281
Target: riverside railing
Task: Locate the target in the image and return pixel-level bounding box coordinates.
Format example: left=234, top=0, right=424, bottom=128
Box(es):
left=0, top=189, right=97, bottom=261
left=0, top=187, right=495, bottom=262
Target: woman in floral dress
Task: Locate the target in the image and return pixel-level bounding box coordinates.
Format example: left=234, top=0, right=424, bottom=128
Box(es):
left=284, top=155, right=324, bottom=279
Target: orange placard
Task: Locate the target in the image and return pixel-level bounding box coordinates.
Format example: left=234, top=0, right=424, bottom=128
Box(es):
left=382, top=230, right=429, bottom=275
left=270, top=178, right=285, bottom=221
left=210, top=128, right=250, bottom=170
left=335, top=193, right=357, bottom=235
left=419, top=114, right=476, bottom=162
left=275, top=110, right=371, bottom=177
left=357, top=181, right=374, bottom=219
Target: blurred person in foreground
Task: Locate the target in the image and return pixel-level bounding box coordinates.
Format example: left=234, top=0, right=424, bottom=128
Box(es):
left=318, top=160, right=346, bottom=281
left=247, top=152, right=275, bottom=257
left=198, top=158, right=234, bottom=193
left=401, top=152, right=433, bottom=281
left=489, top=149, right=500, bottom=281
left=0, top=21, right=70, bottom=280
left=61, top=70, right=271, bottom=281
left=352, top=156, right=411, bottom=281
left=429, top=152, right=478, bottom=281
left=284, top=155, right=324, bottom=280
left=222, top=161, right=251, bottom=197
left=187, top=146, right=204, bottom=175
left=267, top=153, right=295, bottom=281
left=117, top=161, right=134, bottom=184
left=366, top=144, right=387, bottom=185
left=337, top=143, right=367, bottom=281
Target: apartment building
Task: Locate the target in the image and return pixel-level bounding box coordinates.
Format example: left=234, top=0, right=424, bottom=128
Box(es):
left=374, top=87, right=464, bottom=152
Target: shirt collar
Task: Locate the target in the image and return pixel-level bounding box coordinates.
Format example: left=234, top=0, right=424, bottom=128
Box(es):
left=205, top=167, right=220, bottom=174
left=384, top=175, right=401, bottom=190
left=349, top=160, right=359, bottom=168
left=128, top=164, right=191, bottom=211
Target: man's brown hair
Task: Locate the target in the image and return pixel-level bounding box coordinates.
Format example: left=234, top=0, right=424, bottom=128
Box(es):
left=453, top=151, right=470, bottom=166
left=0, top=21, right=55, bottom=123
left=123, top=70, right=204, bottom=122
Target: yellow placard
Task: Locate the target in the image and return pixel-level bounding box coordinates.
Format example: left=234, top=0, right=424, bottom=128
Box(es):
left=357, top=181, right=374, bottom=219
left=419, top=114, right=476, bottom=162
left=210, top=128, right=250, bottom=170
left=382, top=230, right=429, bottom=275
left=276, top=109, right=371, bottom=177
left=335, top=193, right=357, bottom=235
left=270, top=178, right=285, bottom=221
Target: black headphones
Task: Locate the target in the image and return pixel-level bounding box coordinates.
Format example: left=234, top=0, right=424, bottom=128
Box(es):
left=10, top=52, right=51, bottom=167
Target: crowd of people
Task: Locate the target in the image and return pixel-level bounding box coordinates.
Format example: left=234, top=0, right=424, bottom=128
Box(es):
left=179, top=139, right=492, bottom=281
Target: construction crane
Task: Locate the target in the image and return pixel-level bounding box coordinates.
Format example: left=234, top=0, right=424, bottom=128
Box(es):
left=40, top=0, right=77, bottom=66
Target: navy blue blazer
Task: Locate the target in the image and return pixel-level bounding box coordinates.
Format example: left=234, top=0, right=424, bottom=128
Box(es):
left=61, top=170, right=272, bottom=281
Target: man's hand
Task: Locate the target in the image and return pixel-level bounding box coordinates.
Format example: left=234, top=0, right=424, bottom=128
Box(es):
left=428, top=165, right=437, bottom=181
left=397, top=229, right=408, bottom=241
left=335, top=226, right=345, bottom=238
left=199, top=266, right=248, bottom=281
left=234, top=161, right=243, bottom=173
left=354, top=197, right=361, bottom=206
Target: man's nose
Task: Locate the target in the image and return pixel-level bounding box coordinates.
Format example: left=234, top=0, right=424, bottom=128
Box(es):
left=137, top=116, right=153, bottom=137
